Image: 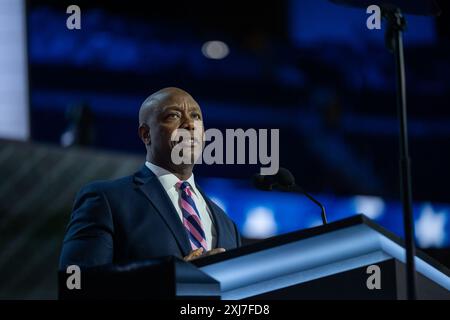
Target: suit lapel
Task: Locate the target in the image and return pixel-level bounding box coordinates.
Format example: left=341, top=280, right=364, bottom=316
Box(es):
left=133, top=165, right=191, bottom=257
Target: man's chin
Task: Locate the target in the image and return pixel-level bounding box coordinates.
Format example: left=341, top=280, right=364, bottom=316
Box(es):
left=170, top=146, right=203, bottom=166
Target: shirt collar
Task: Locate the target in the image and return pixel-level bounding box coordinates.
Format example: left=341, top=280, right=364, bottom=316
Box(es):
left=145, top=161, right=198, bottom=196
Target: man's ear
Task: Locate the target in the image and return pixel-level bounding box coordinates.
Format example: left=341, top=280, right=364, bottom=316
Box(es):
left=138, top=124, right=151, bottom=145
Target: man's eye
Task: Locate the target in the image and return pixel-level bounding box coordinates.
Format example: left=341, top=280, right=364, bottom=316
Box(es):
left=192, top=113, right=201, bottom=120
left=167, top=113, right=180, bottom=119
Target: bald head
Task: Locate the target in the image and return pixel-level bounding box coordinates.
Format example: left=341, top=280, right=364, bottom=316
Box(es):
left=139, top=87, right=196, bottom=125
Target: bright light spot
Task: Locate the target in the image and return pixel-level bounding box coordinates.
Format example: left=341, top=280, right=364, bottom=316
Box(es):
left=60, top=131, right=75, bottom=147
left=354, top=195, right=385, bottom=220
left=243, top=207, right=277, bottom=239
left=415, top=204, right=447, bottom=248
left=202, top=41, right=229, bottom=60
left=0, top=0, right=29, bottom=140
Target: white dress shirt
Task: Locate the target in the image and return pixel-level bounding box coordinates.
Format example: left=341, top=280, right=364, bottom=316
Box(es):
left=145, top=161, right=216, bottom=250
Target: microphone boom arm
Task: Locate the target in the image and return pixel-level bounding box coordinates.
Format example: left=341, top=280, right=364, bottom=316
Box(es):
left=291, top=185, right=328, bottom=225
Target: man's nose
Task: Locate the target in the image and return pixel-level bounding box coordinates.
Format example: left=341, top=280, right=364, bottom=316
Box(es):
left=180, top=116, right=196, bottom=131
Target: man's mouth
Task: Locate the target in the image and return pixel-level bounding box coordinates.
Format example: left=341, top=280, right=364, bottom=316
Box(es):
left=175, top=136, right=200, bottom=147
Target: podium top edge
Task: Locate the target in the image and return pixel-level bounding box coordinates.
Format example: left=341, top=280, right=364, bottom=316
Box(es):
left=193, top=214, right=450, bottom=277
left=193, top=214, right=367, bottom=266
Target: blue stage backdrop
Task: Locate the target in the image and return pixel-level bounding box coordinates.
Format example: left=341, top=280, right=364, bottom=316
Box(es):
left=199, top=177, right=449, bottom=248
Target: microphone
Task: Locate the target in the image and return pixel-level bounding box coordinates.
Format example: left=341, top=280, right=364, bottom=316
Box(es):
left=253, top=168, right=328, bottom=225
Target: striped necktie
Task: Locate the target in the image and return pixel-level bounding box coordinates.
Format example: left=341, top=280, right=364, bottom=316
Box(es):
left=176, top=181, right=208, bottom=251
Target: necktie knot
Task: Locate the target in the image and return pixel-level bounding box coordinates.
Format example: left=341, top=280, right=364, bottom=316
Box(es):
left=177, top=181, right=193, bottom=197
left=177, top=180, right=190, bottom=191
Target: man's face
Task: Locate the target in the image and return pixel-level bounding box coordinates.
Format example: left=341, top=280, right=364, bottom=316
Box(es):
left=147, top=92, right=204, bottom=167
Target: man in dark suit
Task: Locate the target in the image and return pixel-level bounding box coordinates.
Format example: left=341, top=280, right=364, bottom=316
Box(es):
left=59, top=87, right=241, bottom=269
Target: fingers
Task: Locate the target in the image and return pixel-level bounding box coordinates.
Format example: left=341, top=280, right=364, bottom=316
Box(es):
left=183, top=248, right=204, bottom=261
left=183, top=247, right=226, bottom=261
left=204, top=248, right=226, bottom=256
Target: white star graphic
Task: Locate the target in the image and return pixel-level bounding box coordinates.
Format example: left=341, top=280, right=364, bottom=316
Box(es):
left=415, top=204, right=447, bottom=248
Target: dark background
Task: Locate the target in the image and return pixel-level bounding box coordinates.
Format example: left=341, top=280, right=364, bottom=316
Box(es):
left=1, top=0, right=449, bottom=299
left=28, top=0, right=450, bottom=202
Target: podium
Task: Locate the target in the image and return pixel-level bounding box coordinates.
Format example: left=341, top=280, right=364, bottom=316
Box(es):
left=59, top=215, right=450, bottom=299
left=58, top=256, right=221, bottom=299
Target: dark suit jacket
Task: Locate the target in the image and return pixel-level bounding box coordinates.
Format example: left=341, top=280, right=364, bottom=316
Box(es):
left=59, top=165, right=241, bottom=269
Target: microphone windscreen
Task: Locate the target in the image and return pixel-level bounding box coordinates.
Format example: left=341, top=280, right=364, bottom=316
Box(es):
left=253, top=173, right=276, bottom=190
left=277, top=167, right=295, bottom=187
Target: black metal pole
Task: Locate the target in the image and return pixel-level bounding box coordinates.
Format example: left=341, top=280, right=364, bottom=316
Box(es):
left=385, top=8, right=417, bottom=300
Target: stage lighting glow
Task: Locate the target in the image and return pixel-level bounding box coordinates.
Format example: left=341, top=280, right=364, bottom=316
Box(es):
left=202, top=41, right=229, bottom=59
left=243, top=206, right=277, bottom=238
left=415, top=204, right=447, bottom=248
left=353, top=195, right=385, bottom=220
left=0, top=0, right=29, bottom=140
